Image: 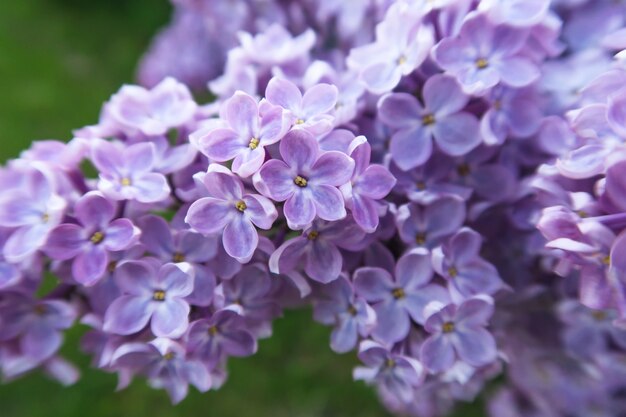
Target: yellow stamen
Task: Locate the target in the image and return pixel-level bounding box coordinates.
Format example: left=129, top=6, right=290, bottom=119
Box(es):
left=173, top=252, right=185, bottom=263
left=307, top=230, right=319, bottom=240
left=153, top=290, right=166, bottom=301
left=592, top=310, right=607, bottom=321
left=448, top=267, right=458, bottom=278
left=416, top=181, right=426, bottom=191
left=235, top=200, right=247, bottom=212
left=295, top=119, right=305, bottom=125
left=397, top=55, right=407, bottom=66
left=294, top=175, right=308, bottom=187
left=249, top=137, right=260, bottom=150
left=602, top=255, right=611, bottom=266
left=90, top=231, right=105, bottom=244
left=457, top=163, right=470, bottom=177
left=163, top=352, right=175, bottom=360
left=121, top=178, right=132, bottom=187
left=41, top=213, right=50, bottom=223
left=385, top=358, right=396, bottom=368
left=422, top=113, right=436, bottom=126
left=493, top=100, right=502, bottom=111
left=347, top=305, right=358, bottom=316
left=476, top=58, right=489, bottom=69
left=391, top=288, right=406, bottom=299
left=208, top=326, right=219, bottom=336
left=107, top=261, right=117, bottom=273
left=442, top=322, right=455, bottom=333
left=415, top=233, right=427, bottom=246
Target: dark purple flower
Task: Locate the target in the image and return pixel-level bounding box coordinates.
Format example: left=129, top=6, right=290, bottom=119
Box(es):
left=378, top=75, right=481, bottom=170
left=103, top=261, right=194, bottom=338
left=340, top=137, right=396, bottom=232
left=256, top=130, right=354, bottom=230
left=396, top=196, right=466, bottom=250
left=353, top=340, right=425, bottom=403
left=45, top=192, right=140, bottom=286
left=194, top=92, right=288, bottom=177
left=185, top=164, right=277, bottom=262
left=420, top=296, right=497, bottom=373
left=354, top=249, right=450, bottom=343
left=91, top=140, right=170, bottom=203
left=313, top=276, right=376, bottom=353
left=186, top=309, right=257, bottom=367
left=111, top=338, right=211, bottom=404
left=432, top=14, right=539, bottom=94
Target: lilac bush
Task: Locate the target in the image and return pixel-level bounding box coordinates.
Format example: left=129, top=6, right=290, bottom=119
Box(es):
left=3, top=0, right=626, bottom=416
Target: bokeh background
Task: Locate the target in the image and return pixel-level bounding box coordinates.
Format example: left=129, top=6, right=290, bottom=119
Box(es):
left=0, top=1, right=483, bottom=416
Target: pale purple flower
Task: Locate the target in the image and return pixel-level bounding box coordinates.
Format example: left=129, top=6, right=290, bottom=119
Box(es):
left=256, top=130, right=354, bottom=230
left=396, top=196, right=466, bottom=249
left=91, top=140, right=170, bottom=203
left=186, top=309, right=257, bottom=366
left=313, top=276, right=376, bottom=353
left=0, top=229, right=20, bottom=290
left=420, top=296, right=497, bottom=373
left=111, top=338, right=211, bottom=404
left=340, top=137, right=396, bottom=233
left=194, top=92, right=288, bottom=177
left=45, top=192, right=140, bottom=286
left=0, top=169, right=66, bottom=262
left=479, top=0, right=550, bottom=27
left=0, top=294, right=76, bottom=363
left=105, top=77, right=197, bottom=137
left=432, top=228, right=504, bottom=302
left=354, top=248, right=450, bottom=344
left=432, top=13, right=539, bottom=95
left=265, top=77, right=338, bottom=136
left=353, top=340, right=425, bottom=403
left=137, top=215, right=217, bottom=306
left=185, top=164, right=277, bottom=262
left=347, top=2, right=434, bottom=94
left=269, top=218, right=366, bottom=283
left=378, top=74, right=481, bottom=170
left=103, top=261, right=194, bottom=338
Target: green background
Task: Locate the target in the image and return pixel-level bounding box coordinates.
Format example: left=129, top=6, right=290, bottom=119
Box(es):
left=0, top=1, right=483, bottom=416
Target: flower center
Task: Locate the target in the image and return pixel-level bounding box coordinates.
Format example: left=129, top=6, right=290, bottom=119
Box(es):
left=294, top=175, right=308, bottom=187
left=415, top=232, right=427, bottom=246
left=448, top=267, right=458, bottom=278
left=397, top=55, right=407, bottom=66
left=121, top=177, right=132, bottom=186
left=422, top=113, right=436, bottom=126
left=249, top=137, right=260, bottom=150
left=493, top=100, right=502, bottom=111
left=416, top=181, right=426, bottom=191
left=208, top=325, right=219, bottom=336
left=442, top=322, right=455, bottom=333
left=602, top=255, right=611, bottom=265
left=347, top=304, right=358, bottom=316
left=235, top=200, right=247, bottom=212
left=592, top=310, right=607, bottom=321
left=41, top=213, right=50, bottom=223
left=173, top=252, right=185, bottom=262
left=153, top=290, right=166, bottom=301
left=307, top=230, right=319, bottom=240
left=385, top=358, right=396, bottom=368
left=475, top=58, right=489, bottom=69
left=90, top=231, right=105, bottom=244
left=457, top=163, right=471, bottom=177
left=163, top=352, right=175, bottom=360
left=392, top=288, right=406, bottom=299
left=295, top=119, right=305, bottom=125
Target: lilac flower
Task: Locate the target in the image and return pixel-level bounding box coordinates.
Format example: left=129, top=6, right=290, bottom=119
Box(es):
left=45, top=193, right=140, bottom=286
left=103, top=261, right=194, bottom=338
left=354, top=249, right=450, bottom=343
left=256, top=130, right=354, bottom=230
left=0, top=294, right=76, bottom=363
left=432, top=13, right=539, bottom=95
left=432, top=227, right=504, bottom=302
left=0, top=169, right=65, bottom=262
left=138, top=215, right=217, bottom=306
left=420, top=296, right=497, bottom=373
left=105, top=77, right=197, bottom=137
left=0, top=229, right=21, bottom=290
left=194, top=92, right=288, bottom=177
left=340, top=137, right=396, bottom=232
left=313, top=276, right=376, bottom=353
left=269, top=218, right=366, bottom=283
left=378, top=75, right=481, bottom=170
left=111, top=338, right=211, bottom=404
left=186, top=309, right=257, bottom=367
left=265, top=77, right=338, bottom=136
left=353, top=340, right=425, bottom=403
left=347, top=2, right=434, bottom=94
left=479, top=0, right=550, bottom=27
left=91, top=139, right=170, bottom=203
left=186, top=164, right=277, bottom=261
left=396, top=196, right=466, bottom=249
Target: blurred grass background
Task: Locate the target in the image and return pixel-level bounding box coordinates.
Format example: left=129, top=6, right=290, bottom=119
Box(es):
left=0, top=1, right=483, bottom=416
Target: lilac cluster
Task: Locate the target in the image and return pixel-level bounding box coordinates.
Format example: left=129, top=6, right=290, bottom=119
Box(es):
left=4, top=0, right=626, bottom=416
